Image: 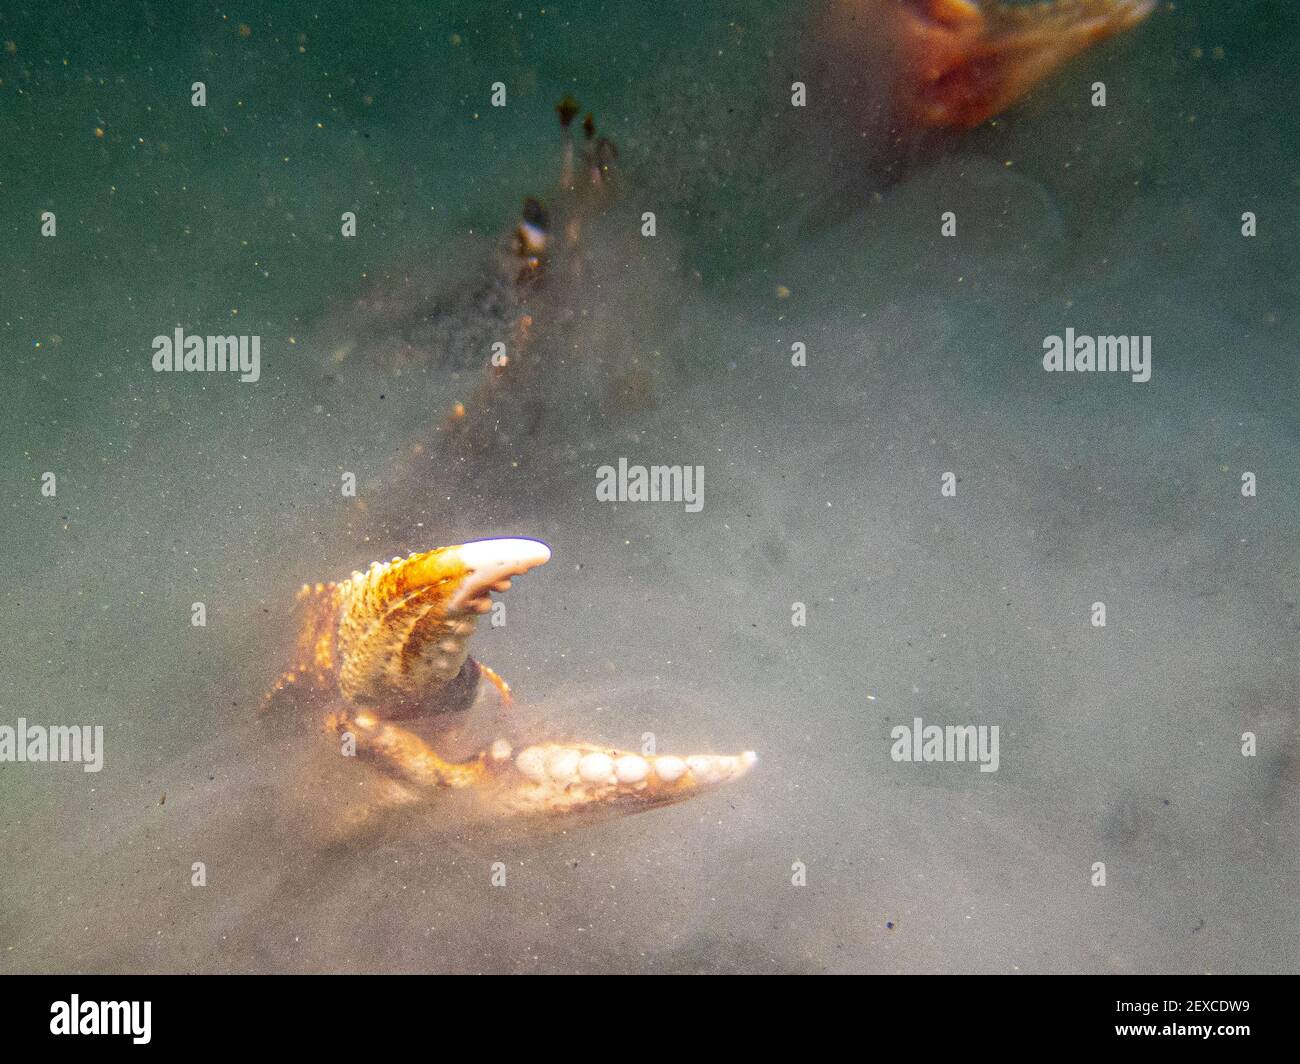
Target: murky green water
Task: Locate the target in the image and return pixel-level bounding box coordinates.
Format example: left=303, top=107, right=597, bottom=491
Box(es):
left=1, top=1, right=1297, bottom=973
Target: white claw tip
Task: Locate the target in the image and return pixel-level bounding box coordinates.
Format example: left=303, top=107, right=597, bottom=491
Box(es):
left=457, top=537, right=551, bottom=571
left=449, top=537, right=552, bottom=611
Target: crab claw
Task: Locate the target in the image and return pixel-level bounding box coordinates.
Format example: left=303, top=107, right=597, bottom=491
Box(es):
left=444, top=538, right=552, bottom=613
left=823, top=0, right=1155, bottom=131
left=280, top=537, right=759, bottom=823
left=335, top=538, right=550, bottom=713
left=333, top=712, right=758, bottom=818
left=492, top=741, right=758, bottom=816
left=907, top=0, right=1156, bottom=128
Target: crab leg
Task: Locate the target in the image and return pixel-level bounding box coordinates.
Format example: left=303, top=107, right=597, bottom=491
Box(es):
left=328, top=709, right=487, bottom=789
left=476, top=662, right=514, bottom=706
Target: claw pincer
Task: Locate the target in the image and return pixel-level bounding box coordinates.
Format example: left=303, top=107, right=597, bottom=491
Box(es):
left=271, top=538, right=755, bottom=818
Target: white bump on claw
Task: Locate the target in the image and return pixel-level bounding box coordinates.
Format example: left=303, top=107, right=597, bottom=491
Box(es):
left=578, top=752, right=615, bottom=784
left=489, top=738, right=513, bottom=762
left=654, top=756, right=686, bottom=783
left=515, top=746, right=547, bottom=781
left=547, top=748, right=580, bottom=781
left=686, top=755, right=714, bottom=781
left=614, top=754, right=648, bottom=784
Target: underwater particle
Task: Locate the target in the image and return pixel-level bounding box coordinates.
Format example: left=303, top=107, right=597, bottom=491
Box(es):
left=238, top=23, right=252, bottom=39
left=3, top=40, right=15, bottom=54
left=775, top=285, right=790, bottom=299
left=886, top=920, right=895, bottom=930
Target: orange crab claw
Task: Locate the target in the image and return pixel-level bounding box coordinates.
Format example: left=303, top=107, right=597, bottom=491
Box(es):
left=274, top=538, right=758, bottom=821
left=264, top=539, right=551, bottom=717
left=334, top=538, right=551, bottom=713
left=822, top=0, right=1156, bottom=131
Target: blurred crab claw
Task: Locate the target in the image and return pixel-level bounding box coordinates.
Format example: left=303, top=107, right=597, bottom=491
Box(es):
left=335, top=538, right=550, bottom=712
left=821, top=0, right=1155, bottom=131
left=493, top=741, right=758, bottom=816
left=900, top=0, right=1156, bottom=128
